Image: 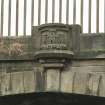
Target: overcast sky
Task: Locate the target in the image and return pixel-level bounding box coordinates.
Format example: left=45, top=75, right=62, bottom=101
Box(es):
left=0, top=0, right=105, bottom=36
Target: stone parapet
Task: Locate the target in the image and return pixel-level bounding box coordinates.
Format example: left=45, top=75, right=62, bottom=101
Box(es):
left=0, top=24, right=104, bottom=60
left=0, top=24, right=104, bottom=97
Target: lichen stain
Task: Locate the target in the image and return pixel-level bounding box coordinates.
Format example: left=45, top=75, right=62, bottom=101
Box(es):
left=9, top=43, right=24, bottom=56
left=0, top=41, right=24, bottom=56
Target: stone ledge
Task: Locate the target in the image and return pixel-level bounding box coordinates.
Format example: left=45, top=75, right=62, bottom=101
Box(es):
left=34, top=50, right=74, bottom=60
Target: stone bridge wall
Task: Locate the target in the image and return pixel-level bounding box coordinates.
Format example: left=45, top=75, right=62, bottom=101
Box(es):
left=0, top=24, right=105, bottom=97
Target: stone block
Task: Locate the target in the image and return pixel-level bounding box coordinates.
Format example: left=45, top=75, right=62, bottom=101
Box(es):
left=23, top=71, right=35, bottom=93
left=46, top=69, right=60, bottom=91
left=11, top=72, right=24, bottom=94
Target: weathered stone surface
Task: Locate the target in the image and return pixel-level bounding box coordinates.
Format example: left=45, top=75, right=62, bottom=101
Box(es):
left=11, top=72, right=24, bottom=94
left=86, top=74, right=101, bottom=96
left=77, top=33, right=105, bottom=59
left=0, top=36, right=34, bottom=60
left=35, top=68, right=45, bottom=91
left=32, top=24, right=72, bottom=51
left=46, top=69, right=60, bottom=91
left=69, top=66, right=105, bottom=73
left=98, top=75, right=105, bottom=97
left=61, top=71, right=74, bottom=93
left=80, top=33, right=105, bottom=51
left=73, top=72, right=88, bottom=94
left=71, top=25, right=81, bottom=53
left=0, top=24, right=105, bottom=98
left=0, top=25, right=104, bottom=60
left=23, top=71, right=35, bottom=93
left=1, top=73, right=11, bottom=95
left=0, top=62, right=35, bottom=73
left=72, top=60, right=105, bottom=66
left=91, top=75, right=101, bottom=96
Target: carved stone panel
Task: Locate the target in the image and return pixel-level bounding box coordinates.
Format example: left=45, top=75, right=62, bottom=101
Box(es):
left=39, top=26, right=69, bottom=50
left=41, top=31, right=67, bottom=50
left=34, top=24, right=74, bottom=60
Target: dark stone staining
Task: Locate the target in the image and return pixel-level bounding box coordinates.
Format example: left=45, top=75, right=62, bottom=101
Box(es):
left=85, top=73, right=92, bottom=95
left=72, top=72, right=76, bottom=92
left=97, top=76, right=102, bottom=96
left=35, top=71, right=45, bottom=91
left=0, top=92, right=105, bottom=105
left=0, top=62, right=35, bottom=73
left=80, top=33, right=105, bottom=52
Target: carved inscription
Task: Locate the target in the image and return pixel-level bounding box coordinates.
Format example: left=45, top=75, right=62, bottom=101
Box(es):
left=40, top=29, right=67, bottom=50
